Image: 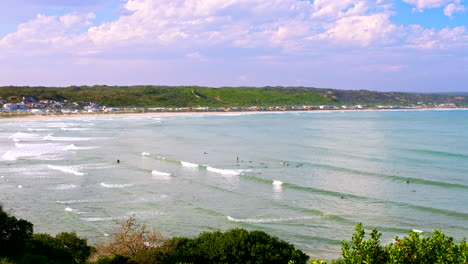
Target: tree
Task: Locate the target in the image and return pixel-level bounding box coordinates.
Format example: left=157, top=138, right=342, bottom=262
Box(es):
left=92, top=217, right=166, bottom=260
left=0, top=205, right=33, bottom=257
left=166, top=228, right=309, bottom=264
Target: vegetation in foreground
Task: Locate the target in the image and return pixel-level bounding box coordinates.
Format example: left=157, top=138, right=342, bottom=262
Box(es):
left=1, top=205, right=467, bottom=263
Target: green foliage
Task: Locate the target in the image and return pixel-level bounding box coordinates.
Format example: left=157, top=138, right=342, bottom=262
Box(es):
left=334, top=223, right=387, bottom=264
left=165, top=228, right=309, bottom=264
left=331, top=224, right=468, bottom=264
left=0, top=205, right=33, bottom=257
left=0, top=205, right=92, bottom=264
left=90, top=255, right=131, bottom=264
left=2, top=85, right=464, bottom=108
left=29, top=232, right=93, bottom=264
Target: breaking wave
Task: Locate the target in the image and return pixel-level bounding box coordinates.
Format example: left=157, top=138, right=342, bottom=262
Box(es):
left=100, top=182, right=134, bottom=188
left=206, top=167, right=241, bottom=176
left=47, top=165, right=86, bottom=176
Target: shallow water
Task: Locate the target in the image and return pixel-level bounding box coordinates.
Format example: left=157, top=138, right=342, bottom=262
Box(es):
left=1, top=110, right=468, bottom=260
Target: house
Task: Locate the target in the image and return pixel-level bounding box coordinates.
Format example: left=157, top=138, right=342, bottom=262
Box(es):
left=7, top=96, right=19, bottom=102
left=2, top=103, right=28, bottom=110
left=3, top=103, right=18, bottom=110
left=23, top=96, right=37, bottom=103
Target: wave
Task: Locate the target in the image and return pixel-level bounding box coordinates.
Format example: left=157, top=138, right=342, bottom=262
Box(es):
left=100, top=182, right=134, bottom=188
left=239, top=173, right=468, bottom=220
left=64, top=207, right=84, bottom=214
left=60, top=128, right=90, bottom=131
left=405, top=148, right=468, bottom=159
left=8, top=132, right=41, bottom=140
left=43, top=134, right=99, bottom=141
left=47, top=165, right=86, bottom=176
left=302, top=161, right=468, bottom=190
left=151, top=170, right=171, bottom=176
left=81, top=216, right=125, bottom=222
left=141, top=152, right=151, bottom=156
left=2, top=143, right=68, bottom=161
left=53, top=184, right=79, bottom=190
left=27, top=128, right=52, bottom=131
left=206, top=167, right=241, bottom=176
left=56, top=199, right=100, bottom=204
left=181, top=161, right=199, bottom=168
left=227, top=215, right=317, bottom=223
left=64, top=144, right=99, bottom=150
left=273, top=180, right=283, bottom=186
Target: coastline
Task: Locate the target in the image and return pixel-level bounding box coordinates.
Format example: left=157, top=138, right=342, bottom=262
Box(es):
left=1, top=108, right=467, bottom=122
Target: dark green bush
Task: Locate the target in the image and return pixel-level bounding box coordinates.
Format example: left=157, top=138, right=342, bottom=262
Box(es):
left=28, top=232, right=93, bottom=264
left=165, top=228, right=309, bottom=264
left=0, top=205, right=92, bottom=264
left=0, top=205, right=33, bottom=257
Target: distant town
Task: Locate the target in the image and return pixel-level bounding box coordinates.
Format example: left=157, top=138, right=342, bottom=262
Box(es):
left=0, top=95, right=461, bottom=117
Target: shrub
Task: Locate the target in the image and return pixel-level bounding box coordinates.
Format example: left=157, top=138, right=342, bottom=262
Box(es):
left=332, top=224, right=468, bottom=264
left=92, top=217, right=166, bottom=260
left=29, top=232, right=93, bottom=264
left=166, top=228, right=309, bottom=264
left=0, top=205, right=33, bottom=258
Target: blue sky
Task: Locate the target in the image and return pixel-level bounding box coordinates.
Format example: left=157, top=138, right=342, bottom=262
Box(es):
left=0, top=0, right=467, bottom=92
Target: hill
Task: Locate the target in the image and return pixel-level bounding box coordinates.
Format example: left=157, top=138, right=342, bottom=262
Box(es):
left=0, top=86, right=466, bottom=107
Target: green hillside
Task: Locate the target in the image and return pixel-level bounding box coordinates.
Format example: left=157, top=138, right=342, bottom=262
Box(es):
left=0, top=85, right=466, bottom=107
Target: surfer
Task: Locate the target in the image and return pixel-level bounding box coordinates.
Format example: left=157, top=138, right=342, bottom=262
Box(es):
left=117, top=159, right=120, bottom=164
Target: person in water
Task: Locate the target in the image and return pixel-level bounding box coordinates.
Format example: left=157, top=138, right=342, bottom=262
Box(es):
left=117, top=159, right=120, bottom=164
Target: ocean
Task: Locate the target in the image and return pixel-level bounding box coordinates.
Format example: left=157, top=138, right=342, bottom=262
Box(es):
left=1, top=110, right=468, bottom=260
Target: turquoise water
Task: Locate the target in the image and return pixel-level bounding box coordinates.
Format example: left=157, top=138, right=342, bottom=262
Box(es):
left=1, top=110, right=468, bottom=260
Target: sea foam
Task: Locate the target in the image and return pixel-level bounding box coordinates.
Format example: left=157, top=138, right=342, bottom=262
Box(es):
left=64, top=144, right=98, bottom=150
left=53, top=184, right=79, bottom=190
left=181, top=161, right=199, bottom=168
left=100, top=182, right=134, bottom=188
left=47, top=165, right=86, bottom=176
left=273, top=180, right=283, bottom=186
left=206, top=167, right=241, bottom=176
left=2, top=143, right=68, bottom=161
left=9, top=132, right=41, bottom=140
left=61, top=128, right=90, bottom=131
left=151, top=170, right=171, bottom=177
left=227, top=216, right=315, bottom=223
left=43, top=134, right=98, bottom=141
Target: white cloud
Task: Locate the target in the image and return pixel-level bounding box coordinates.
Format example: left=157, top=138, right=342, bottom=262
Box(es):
left=0, top=12, right=93, bottom=55
left=316, top=13, right=398, bottom=46
left=403, top=0, right=465, bottom=16
left=1, top=0, right=468, bottom=60
left=444, top=2, right=465, bottom=16
left=406, top=25, right=468, bottom=49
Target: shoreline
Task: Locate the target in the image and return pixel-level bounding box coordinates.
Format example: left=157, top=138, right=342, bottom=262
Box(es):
left=1, top=108, right=467, bottom=121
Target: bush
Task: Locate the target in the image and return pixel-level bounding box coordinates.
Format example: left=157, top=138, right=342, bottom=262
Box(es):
left=92, top=217, right=166, bottom=260
left=165, top=228, right=309, bottom=264
left=0, top=205, right=92, bottom=264
left=330, top=224, right=468, bottom=264
left=0, top=205, right=33, bottom=257
left=29, top=232, right=93, bottom=264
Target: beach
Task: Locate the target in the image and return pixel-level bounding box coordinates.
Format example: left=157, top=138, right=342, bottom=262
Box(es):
left=1, top=107, right=467, bottom=122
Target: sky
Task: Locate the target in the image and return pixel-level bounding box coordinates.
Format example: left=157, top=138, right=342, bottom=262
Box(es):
left=0, top=0, right=467, bottom=92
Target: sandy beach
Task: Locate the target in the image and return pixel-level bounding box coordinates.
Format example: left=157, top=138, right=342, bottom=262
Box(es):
left=1, top=108, right=467, bottom=122
left=4, top=107, right=468, bottom=122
